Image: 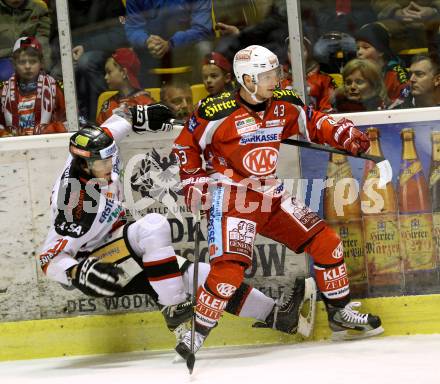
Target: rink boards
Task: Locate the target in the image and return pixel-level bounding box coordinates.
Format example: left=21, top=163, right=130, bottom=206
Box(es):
left=1, top=119, right=440, bottom=361
left=1, top=295, right=440, bottom=361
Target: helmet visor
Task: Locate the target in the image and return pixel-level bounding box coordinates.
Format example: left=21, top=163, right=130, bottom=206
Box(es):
left=257, top=67, right=282, bottom=86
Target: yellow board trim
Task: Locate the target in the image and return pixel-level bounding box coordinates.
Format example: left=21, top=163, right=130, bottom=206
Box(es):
left=1, top=295, right=440, bottom=361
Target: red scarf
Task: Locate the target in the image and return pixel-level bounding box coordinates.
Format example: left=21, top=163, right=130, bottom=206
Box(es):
left=1, top=72, right=56, bottom=135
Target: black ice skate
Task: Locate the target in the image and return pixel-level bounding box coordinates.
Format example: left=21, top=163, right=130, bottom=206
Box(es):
left=160, top=299, right=193, bottom=344
left=253, top=277, right=317, bottom=337
left=175, top=325, right=209, bottom=365
left=327, top=301, right=384, bottom=341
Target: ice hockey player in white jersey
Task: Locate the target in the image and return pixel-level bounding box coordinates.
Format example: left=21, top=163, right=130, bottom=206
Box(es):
left=38, top=104, right=317, bottom=342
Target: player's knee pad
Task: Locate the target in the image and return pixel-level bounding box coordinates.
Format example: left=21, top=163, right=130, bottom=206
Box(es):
left=205, top=261, right=246, bottom=299
left=131, top=213, right=173, bottom=259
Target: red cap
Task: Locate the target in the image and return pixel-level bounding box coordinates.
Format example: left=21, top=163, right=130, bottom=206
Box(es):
left=112, top=48, right=141, bottom=89
left=13, top=36, right=42, bottom=53
left=203, top=52, right=232, bottom=73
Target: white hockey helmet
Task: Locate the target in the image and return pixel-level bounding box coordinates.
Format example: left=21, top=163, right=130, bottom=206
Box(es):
left=233, top=45, right=280, bottom=88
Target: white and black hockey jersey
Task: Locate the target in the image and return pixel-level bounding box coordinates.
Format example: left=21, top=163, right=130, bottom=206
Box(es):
left=39, top=114, right=132, bottom=285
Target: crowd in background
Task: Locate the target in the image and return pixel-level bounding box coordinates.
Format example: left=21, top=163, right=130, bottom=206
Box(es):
left=1, top=0, right=440, bottom=137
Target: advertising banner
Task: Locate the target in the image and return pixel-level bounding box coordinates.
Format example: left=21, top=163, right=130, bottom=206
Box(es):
left=0, top=133, right=307, bottom=322
left=301, top=120, right=440, bottom=297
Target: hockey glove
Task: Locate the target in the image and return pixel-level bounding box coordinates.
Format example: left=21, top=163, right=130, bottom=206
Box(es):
left=181, top=173, right=213, bottom=214
left=332, top=117, right=370, bottom=155
left=71, top=257, right=124, bottom=297
left=130, top=103, right=174, bottom=133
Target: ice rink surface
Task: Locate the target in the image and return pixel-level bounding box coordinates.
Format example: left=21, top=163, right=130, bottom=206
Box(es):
left=2, top=334, right=439, bottom=384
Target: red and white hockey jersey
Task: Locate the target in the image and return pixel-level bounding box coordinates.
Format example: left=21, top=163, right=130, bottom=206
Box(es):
left=173, top=89, right=343, bottom=195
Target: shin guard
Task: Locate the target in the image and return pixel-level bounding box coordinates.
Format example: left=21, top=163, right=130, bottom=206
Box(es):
left=305, top=226, right=350, bottom=305
left=195, top=261, right=245, bottom=330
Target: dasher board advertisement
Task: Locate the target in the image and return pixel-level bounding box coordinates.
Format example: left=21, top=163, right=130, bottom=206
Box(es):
left=0, top=133, right=306, bottom=322
left=300, top=120, right=440, bottom=298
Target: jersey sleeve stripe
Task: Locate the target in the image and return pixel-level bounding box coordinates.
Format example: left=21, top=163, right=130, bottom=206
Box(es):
left=199, top=116, right=228, bottom=150
left=294, top=105, right=310, bottom=141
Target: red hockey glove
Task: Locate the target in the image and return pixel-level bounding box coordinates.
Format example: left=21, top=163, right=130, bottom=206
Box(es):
left=332, top=118, right=370, bottom=155
left=181, top=173, right=212, bottom=214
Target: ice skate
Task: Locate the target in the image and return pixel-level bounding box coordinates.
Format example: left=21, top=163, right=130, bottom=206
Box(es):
left=253, top=277, right=317, bottom=337
left=175, top=326, right=208, bottom=363
left=160, top=299, right=193, bottom=344
left=327, top=301, right=384, bottom=341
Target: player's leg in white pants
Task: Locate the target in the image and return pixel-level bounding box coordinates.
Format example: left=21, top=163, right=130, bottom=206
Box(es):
left=127, top=213, right=186, bottom=306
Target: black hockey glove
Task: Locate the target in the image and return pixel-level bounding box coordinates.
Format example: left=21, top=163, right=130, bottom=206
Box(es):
left=130, top=103, right=174, bottom=133
left=71, top=257, right=124, bottom=297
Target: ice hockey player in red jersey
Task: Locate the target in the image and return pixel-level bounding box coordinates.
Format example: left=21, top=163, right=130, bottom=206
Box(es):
left=38, top=103, right=316, bottom=344
left=173, top=45, right=384, bottom=362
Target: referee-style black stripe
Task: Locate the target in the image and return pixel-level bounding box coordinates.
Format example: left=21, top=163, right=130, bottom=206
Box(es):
left=144, top=259, right=180, bottom=279
left=179, top=259, right=192, bottom=274
left=313, top=259, right=346, bottom=269
left=123, top=222, right=139, bottom=257
left=225, top=282, right=251, bottom=315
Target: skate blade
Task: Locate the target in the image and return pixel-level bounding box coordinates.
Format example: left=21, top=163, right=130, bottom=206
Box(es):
left=173, top=353, right=184, bottom=364
left=297, top=277, right=317, bottom=338
left=331, top=325, right=385, bottom=341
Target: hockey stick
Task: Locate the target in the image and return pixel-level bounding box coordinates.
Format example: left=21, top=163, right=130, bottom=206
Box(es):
left=281, top=138, right=393, bottom=188
left=186, top=209, right=201, bottom=374
left=168, top=119, right=392, bottom=188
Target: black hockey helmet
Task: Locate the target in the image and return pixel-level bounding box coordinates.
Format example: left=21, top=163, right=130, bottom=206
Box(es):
left=69, top=125, right=116, bottom=161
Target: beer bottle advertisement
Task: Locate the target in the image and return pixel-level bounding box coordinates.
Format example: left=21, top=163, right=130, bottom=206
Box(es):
left=361, top=128, right=402, bottom=296
left=399, top=128, right=437, bottom=293
left=429, top=131, right=440, bottom=270
left=324, top=153, right=367, bottom=297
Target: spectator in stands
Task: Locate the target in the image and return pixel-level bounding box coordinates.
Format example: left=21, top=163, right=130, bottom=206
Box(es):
left=214, top=0, right=376, bottom=65
left=301, top=0, right=377, bottom=42
left=372, top=1, right=440, bottom=53
left=201, top=52, right=234, bottom=97
left=332, top=58, right=388, bottom=112
left=0, top=37, right=66, bottom=137
left=312, top=31, right=358, bottom=74
left=281, top=37, right=335, bottom=113
left=355, top=23, right=410, bottom=102
left=212, top=0, right=271, bottom=33
left=96, top=48, right=156, bottom=125
left=124, top=0, right=213, bottom=87
left=397, top=54, right=440, bottom=107
left=215, top=0, right=289, bottom=65
left=160, top=80, right=193, bottom=121
left=50, top=0, right=128, bottom=122
left=0, top=0, right=51, bottom=81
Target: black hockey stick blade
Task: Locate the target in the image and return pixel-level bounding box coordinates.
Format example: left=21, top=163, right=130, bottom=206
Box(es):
left=186, top=353, right=195, bottom=374
left=281, top=138, right=384, bottom=163
left=281, top=138, right=392, bottom=188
